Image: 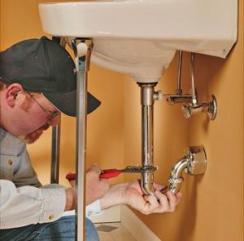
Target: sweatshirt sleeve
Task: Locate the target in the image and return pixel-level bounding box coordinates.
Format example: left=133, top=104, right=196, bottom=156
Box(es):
left=0, top=180, right=66, bottom=229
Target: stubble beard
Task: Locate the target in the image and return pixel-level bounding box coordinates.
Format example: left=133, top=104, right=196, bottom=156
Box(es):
left=18, top=123, right=50, bottom=144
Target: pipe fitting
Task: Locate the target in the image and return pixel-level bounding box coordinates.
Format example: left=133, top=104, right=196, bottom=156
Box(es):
left=167, top=146, right=207, bottom=193
left=182, top=95, right=217, bottom=120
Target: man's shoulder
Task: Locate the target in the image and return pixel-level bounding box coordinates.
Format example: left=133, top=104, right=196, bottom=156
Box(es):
left=0, top=128, right=26, bottom=156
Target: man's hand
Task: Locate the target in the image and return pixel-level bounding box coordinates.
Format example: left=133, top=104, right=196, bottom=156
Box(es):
left=65, top=165, right=110, bottom=211
left=85, top=165, right=110, bottom=204
left=123, top=181, right=181, bottom=214
left=100, top=181, right=182, bottom=215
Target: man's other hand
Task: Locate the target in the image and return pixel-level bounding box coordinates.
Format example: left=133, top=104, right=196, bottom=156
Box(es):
left=100, top=181, right=182, bottom=215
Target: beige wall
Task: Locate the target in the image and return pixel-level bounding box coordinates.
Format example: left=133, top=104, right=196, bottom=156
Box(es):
left=1, top=1, right=243, bottom=241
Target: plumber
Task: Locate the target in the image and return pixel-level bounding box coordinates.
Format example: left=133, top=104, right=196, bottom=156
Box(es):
left=0, top=37, right=181, bottom=241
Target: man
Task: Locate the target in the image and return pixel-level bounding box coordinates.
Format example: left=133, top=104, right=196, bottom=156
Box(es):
left=0, top=37, right=181, bottom=241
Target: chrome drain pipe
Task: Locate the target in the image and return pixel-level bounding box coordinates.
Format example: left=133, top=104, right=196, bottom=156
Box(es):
left=138, top=83, right=158, bottom=195
left=168, top=146, right=207, bottom=193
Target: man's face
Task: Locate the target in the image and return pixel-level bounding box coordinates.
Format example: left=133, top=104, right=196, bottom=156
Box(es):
left=17, top=92, right=61, bottom=143
left=1, top=83, right=61, bottom=143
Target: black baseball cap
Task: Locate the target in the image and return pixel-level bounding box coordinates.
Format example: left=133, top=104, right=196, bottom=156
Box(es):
left=0, top=36, right=101, bottom=116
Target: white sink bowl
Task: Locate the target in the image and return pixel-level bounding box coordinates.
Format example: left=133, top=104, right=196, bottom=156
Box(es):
left=39, top=0, right=237, bottom=82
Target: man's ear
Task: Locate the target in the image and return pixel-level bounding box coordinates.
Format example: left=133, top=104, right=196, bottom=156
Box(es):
left=5, top=83, right=24, bottom=107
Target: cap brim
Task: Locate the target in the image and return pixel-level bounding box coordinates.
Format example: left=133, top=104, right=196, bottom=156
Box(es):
left=43, top=90, right=101, bottom=117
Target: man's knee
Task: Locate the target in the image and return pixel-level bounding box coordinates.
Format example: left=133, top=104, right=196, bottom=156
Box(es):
left=85, top=218, right=99, bottom=241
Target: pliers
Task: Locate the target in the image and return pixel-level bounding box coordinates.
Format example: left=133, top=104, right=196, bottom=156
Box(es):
left=66, top=165, right=157, bottom=180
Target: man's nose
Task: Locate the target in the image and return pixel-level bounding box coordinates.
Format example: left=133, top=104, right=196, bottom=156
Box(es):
left=48, top=113, right=61, bottom=127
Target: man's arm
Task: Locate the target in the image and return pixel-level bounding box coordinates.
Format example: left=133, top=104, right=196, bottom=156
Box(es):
left=0, top=131, right=109, bottom=228
left=67, top=166, right=181, bottom=215
left=0, top=165, right=110, bottom=229
left=0, top=179, right=66, bottom=229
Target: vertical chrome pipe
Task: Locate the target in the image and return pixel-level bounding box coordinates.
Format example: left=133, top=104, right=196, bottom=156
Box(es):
left=75, top=59, right=86, bottom=241
left=50, top=126, right=60, bottom=183
left=190, top=53, right=197, bottom=106
left=74, top=39, right=93, bottom=241
left=50, top=36, right=64, bottom=184
left=139, top=83, right=157, bottom=195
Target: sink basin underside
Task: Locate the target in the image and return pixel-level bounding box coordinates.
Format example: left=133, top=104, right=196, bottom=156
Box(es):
left=39, top=0, right=237, bottom=81
left=92, top=39, right=176, bottom=82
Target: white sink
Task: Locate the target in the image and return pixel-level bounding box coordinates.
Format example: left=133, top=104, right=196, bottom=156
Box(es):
left=39, top=0, right=237, bottom=82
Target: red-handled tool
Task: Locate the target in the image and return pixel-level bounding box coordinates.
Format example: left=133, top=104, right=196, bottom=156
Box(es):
left=66, top=166, right=157, bottom=181
left=99, top=169, right=123, bottom=179
left=66, top=168, right=130, bottom=181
